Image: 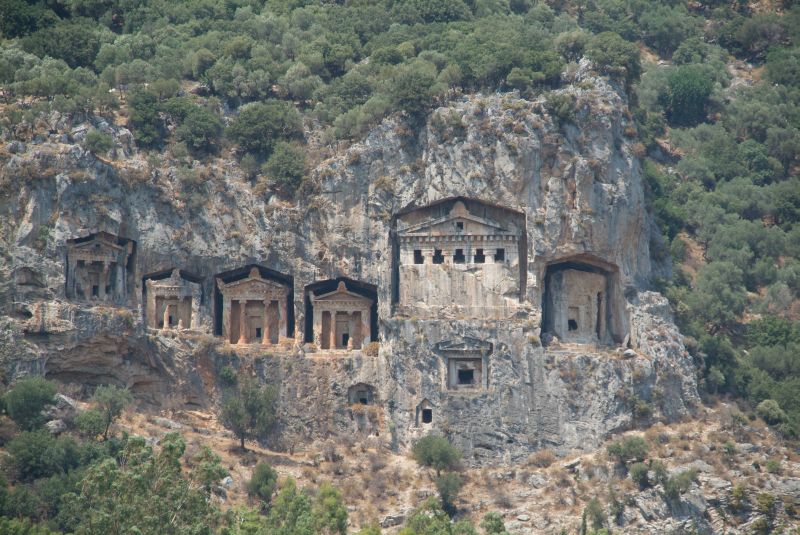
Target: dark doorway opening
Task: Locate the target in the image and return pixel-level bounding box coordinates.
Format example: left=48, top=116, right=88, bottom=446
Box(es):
left=414, top=250, right=424, bottom=264
left=568, top=319, right=578, bottom=331
left=433, top=249, right=444, bottom=264
left=458, top=369, right=474, bottom=385
left=474, top=249, right=485, bottom=263
left=494, top=248, right=505, bottom=262
left=454, top=249, right=465, bottom=263
left=422, top=409, right=432, bottom=424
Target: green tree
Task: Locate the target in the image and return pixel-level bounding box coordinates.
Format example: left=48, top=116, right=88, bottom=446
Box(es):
left=411, top=434, right=462, bottom=476
left=20, top=18, right=102, bottom=69
left=128, top=89, right=165, bottom=149
left=629, top=462, right=649, bottom=489
left=74, top=409, right=106, bottom=439
left=663, top=469, right=698, bottom=502
left=4, top=377, right=56, bottom=431
left=65, top=433, right=226, bottom=535
left=227, top=101, right=303, bottom=159
left=583, top=498, right=606, bottom=532
left=83, top=130, right=114, bottom=156
left=262, top=141, right=307, bottom=192
left=660, top=65, right=713, bottom=127
left=220, top=376, right=278, bottom=450
left=435, top=472, right=463, bottom=514
left=756, top=399, right=788, bottom=425
left=246, top=462, right=278, bottom=506
left=175, top=107, right=223, bottom=156
left=387, top=61, right=437, bottom=116
left=585, top=32, right=641, bottom=87
left=312, top=482, right=348, bottom=535
left=6, top=430, right=81, bottom=482
left=91, top=385, right=133, bottom=440
left=265, top=478, right=315, bottom=535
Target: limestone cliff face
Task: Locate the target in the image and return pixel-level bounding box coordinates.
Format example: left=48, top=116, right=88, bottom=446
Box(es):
left=0, top=62, right=698, bottom=462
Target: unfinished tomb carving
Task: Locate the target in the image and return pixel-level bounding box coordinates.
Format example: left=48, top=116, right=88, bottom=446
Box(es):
left=394, top=198, right=525, bottom=318
left=144, top=269, right=201, bottom=330
left=308, top=281, right=375, bottom=350
left=66, top=232, right=135, bottom=305
left=435, top=338, right=492, bottom=391
left=541, top=258, right=626, bottom=345
left=216, top=267, right=291, bottom=345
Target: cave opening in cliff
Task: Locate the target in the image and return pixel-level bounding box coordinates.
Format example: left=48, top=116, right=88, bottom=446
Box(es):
left=213, top=265, right=294, bottom=341
left=348, top=383, right=377, bottom=405
left=304, top=278, right=377, bottom=349
left=541, top=255, right=625, bottom=346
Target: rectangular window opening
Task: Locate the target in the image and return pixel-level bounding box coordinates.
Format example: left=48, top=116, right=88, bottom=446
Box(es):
left=92, top=285, right=99, bottom=297
left=455, top=221, right=464, bottom=230
left=422, top=409, right=432, bottom=424
left=255, top=327, right=262, bottom=339
left=494, top=248, right=505, bottom=262
left=168, top=315, right=174, bottom=326
left=413, top=249, right=424, bottom=264
left=432, top=249, right=444, bottom=264
left=474, top=248, right=485, bottom=263
left=342, top=333, right=350, bottom=347
left=457, top=369, right=475, bottom=385
left=453, top=249, right=465, bottom=264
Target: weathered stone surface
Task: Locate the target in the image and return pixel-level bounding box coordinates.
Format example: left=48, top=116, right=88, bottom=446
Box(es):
left=0, top=69, right=698, bottom=462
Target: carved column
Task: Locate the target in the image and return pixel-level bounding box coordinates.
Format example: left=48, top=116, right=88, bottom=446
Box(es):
left=313, top=307, right=322, bottom=348
left=361, top=307, right=371, bottom=346
left=222, top=296, right=231, bottom=342
left=238, top=300, right=248, bottom=344
left=262, top=299, right=270, bottom=345
left=347, top=311, right=356, bottom=350
left=278, top=297, right=288, bottom=340
left=99, top=262, right=109, bottom=301
left=145, top=283, right=156, bottom=329
left=162, top=306, right=170, bottom=331
left=329, top=311, right=338, bottom=349
left=68, top=258, right=78, bottom=297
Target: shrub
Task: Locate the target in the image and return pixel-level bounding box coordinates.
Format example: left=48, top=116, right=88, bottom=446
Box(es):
left=261, top=141, right=307, bottom=192
left=74, top=409, right=105, bottom=439
left=411, top=434, right=461, bottom=475
left=583, top=498, right=606, bottom=531
left=434, top=472, right=463, bottom=514
left=174, top=107, right=223, bottom=156
left=629, top=462, right=649, bottom=489
left=607, top=436, right=648, bottom=466
left=764, top=459, right=781, bottom=474
left=83, top=130, right=114, bottom=155
left=480, top=512, right=508, bottom=535
left=246, top=462, right=278, bottom=505
left=663, top=469, right=698, bottom=502
left=219, top=366, right=238, bottom=386
left=756, top=399, right=789, bottom=426
left=220, top=376, right=278, bottom=450
left=4, top=377, right=56, bottom=431
left=755, top=492, right=775, bottom=515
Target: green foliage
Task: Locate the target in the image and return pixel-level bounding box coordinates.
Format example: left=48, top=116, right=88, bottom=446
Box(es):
left=228, top=101, right=303, bottom=159
left=220, top=375, right=278, bottom=450
left=4, top=377, right=56, bottom=431
left=755, top=399, right=788, bottom=426
left=5, top=430, right=81, bottom=482
left=660, top=65, right=713, bottom=127
left=90, top=384, right=133, bottom=440
left=312, top=482, right=348, bottom=535
left=219, top=366, right=238, bottom=386
left=174, top=106, right=223, bottom=156
left=65, top=433, right=227, bottom=534
left=262, top=142, right=307, bottom=193
left=663, top=469, right=698, bottom=502
left=20, top=18, right=103, bottom=69
left=246, top=462, right=278, bottom=505
left=755, top=492, right=775, bottom=515
left=388, top=60, right=438, bottom=116
left=435, top=472, right=463, bottom=514
left=638, top=5, right=701, bottom=57
left=583, top=498, right=606, bottom=531
left=585, top=32, right=641, bottom=86
left=74, top=409, right=106, bottom=439
left=606, top=436, right=648, bottom=466
left=128, top=89, right=165, bottom=149
left=83, top=130, right=114, bottom=155
left=0, top=518, right=58, bottom=535
left=398, top=498, right=473, bottom=535
left=480, top=512, right=508, bottom=535
left=629, top=462, right=649, bottom=489
left=411, top=434, right=462, bottom=475
left=264, top=478, right=315, bottom=535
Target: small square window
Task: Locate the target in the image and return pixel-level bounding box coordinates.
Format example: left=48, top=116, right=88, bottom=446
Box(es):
left=494, top=248, right=505, bottom=262
left=432, top=249, right=444, bottom=264
left=413, top=250, right=424, bottom=264
left=455, top=221, right=464, bottom=230
left=453, top=249, right=465, bottom=263
left=457, top=369, right=474, bottom=384
left=474, top=248, right=485, bottom=263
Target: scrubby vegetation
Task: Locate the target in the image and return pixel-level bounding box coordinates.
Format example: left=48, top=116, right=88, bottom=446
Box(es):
left=2, top=0, right=800, bottom=531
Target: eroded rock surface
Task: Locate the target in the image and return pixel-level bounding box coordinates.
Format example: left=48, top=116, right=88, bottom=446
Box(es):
left=0, top=66, right=698, bottom=462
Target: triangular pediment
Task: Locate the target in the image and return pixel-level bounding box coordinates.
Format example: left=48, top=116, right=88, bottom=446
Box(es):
left=313, top=281, right=374, bottom=305
left=434, top=337, right=493, bottom=354
left=401, top=214, right=511, bottom=236
left=72, top=235, right=125, bottom=254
